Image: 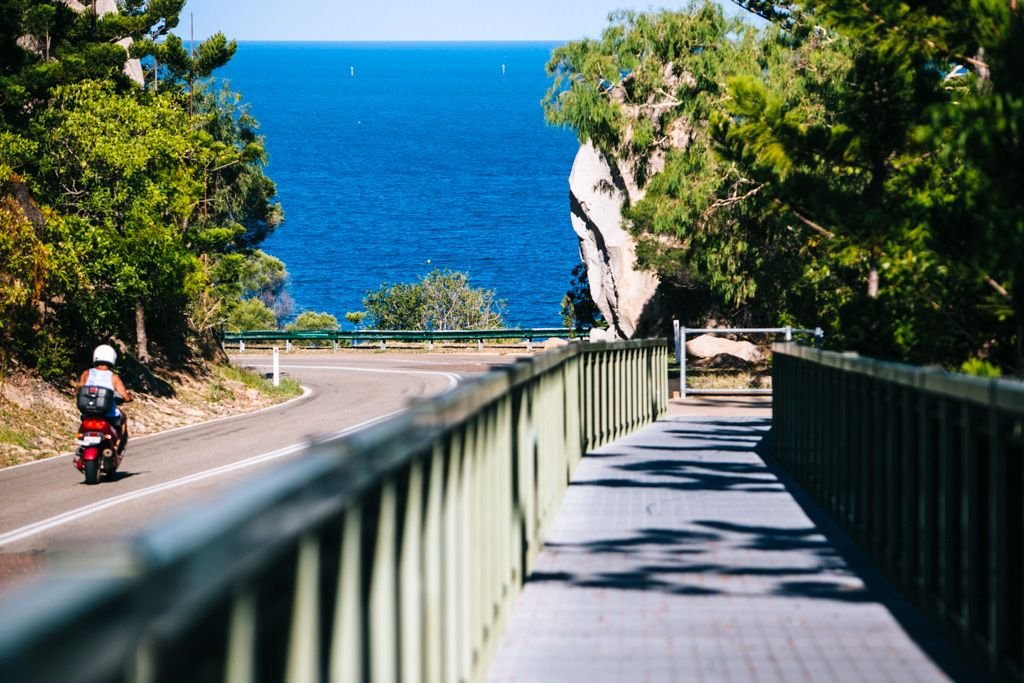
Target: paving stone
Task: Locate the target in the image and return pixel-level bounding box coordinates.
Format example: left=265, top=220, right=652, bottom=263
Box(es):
left=486, top=416, right=974, bottom=682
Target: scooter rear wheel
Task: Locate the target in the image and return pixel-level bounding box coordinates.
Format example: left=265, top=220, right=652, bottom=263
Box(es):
left=84, top=458, right=99, bottom=485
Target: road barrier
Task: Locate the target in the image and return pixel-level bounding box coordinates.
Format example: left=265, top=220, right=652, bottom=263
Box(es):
left=223, top=327, right=581, bottom=352
left=0, top=339, right=668, bottom=683
left=773, top=343, right=1024, bottom=681
left=674, top=324, right=823, bottom=397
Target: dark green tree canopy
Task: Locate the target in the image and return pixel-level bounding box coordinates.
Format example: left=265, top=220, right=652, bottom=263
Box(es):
left=363, top=270, right=506, bottom=331
left=549, top=0, right=1024, bottom=373
left=0, top=0, right=285, bottom=377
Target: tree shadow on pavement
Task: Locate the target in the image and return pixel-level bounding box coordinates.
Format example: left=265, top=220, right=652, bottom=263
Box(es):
left=523, top=417, right=976, bottom=680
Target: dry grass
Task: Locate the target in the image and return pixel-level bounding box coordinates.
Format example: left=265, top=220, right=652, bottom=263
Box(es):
left=0, top=363, right=301, bottom=468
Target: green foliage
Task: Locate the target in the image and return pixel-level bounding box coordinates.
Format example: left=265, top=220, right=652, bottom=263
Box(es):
left=188, top=83, right=283, bottom=252
left=550, top=1, right=1024, bottom=372
left=363, top=270, right=506, bottom=331
left=345, top=311, right=367, bottom=328
left=0, top=1, right=284, bottom=376
left=561, top=264, right=604, bottom=330
left=224, top=298, right=277, bottom=332
left=286, top=311, right=338, bottom=331
left=32, top=80, right=199, bottom=350
left=960, top=358, right=1002, bottom=379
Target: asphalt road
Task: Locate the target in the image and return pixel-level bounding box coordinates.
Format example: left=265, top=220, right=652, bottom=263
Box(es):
left=0, top=351, right=513, bottom=592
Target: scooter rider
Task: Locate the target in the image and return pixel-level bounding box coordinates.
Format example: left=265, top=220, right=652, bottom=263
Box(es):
left=77, top=344, right=133, bottom=453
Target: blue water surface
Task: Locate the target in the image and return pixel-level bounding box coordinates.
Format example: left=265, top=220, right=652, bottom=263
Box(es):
left=216, top=42, right=582, bottom=328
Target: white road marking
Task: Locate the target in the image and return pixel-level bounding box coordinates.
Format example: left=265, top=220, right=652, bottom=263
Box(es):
left=0, top=411, right=401, bottom=548
left=249, top=363, right=461, bottom=390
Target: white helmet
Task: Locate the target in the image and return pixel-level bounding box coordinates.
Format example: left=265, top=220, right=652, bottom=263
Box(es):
left=93, top=344, right=117, bottom=367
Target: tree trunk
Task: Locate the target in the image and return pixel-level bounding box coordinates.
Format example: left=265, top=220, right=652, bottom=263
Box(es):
left=867, top=267, right=880, bottom=299
left=135, top=298, right=151, bottom=363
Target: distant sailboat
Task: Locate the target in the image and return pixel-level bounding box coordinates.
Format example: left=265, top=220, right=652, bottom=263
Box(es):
left=501, top=63, right=506, bottom=75
left=350, top=66, right=355, bottom=77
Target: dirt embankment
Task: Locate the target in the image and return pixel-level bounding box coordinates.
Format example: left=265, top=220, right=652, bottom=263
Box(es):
left=0, top=365, right=299, bottom=468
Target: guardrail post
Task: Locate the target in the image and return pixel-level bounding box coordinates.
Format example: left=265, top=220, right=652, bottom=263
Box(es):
left=333, top=339, right=338, bottom=353
left=239, top=339, right=245, bottom=353
left=673, top=320, right=680, bottom=365
left=526, top=339, right=533, bottom=353
left=285, top=339, right=292, bottom=353
left=477, top=339, right=483, bottom=351
left=680, top=327, right=688, bottom=399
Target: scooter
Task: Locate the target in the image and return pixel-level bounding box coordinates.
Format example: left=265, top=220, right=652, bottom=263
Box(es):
left=73, top=385, right=125, bottom=485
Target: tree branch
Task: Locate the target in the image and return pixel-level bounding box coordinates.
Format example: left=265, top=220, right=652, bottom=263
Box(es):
left=786, top=204, right=836, bottom=239
left=986, top=275, right=1011, bottom=299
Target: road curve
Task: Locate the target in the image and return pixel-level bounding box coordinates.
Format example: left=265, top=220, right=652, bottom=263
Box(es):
left=0, top=351, right=512, bottom=590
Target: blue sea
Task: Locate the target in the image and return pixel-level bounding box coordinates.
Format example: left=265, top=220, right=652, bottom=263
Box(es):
left=215, top=42, right=582, bottom=328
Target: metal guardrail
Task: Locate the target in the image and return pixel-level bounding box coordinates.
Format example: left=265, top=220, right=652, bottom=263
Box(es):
left=0, top=339, right=668, bottom=683
left=773, top=343, right=1024, bottom=681
left=674, top=323, right=823, bottom=397
left=222, top=328, right=581, bottom=352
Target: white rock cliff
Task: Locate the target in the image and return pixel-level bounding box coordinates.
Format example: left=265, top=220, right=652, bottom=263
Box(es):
left=568, top=142, right=660, bottom=339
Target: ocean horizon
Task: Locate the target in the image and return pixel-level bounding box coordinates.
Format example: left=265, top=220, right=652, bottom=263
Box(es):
left=215, top=41, right=583, bottom=328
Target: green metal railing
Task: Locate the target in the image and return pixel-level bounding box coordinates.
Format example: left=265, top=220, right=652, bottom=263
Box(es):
left=222, top=328, right=581, bottom=352
left=0, top=339, right=668, bottom=683
left=773, top=343, right=1024, bottom=681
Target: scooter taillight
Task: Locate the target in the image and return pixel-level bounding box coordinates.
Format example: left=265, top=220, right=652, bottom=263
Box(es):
left=81, top=418, right=108, bottom=430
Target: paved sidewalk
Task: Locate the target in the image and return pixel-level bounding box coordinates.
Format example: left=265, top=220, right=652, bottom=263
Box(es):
left=487, top=416, right=971, bottom=682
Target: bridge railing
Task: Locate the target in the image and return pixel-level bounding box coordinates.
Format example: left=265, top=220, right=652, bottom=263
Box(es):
left=222, top=327, right=581, bottom=351
left=0, top=339, right=668, bottom=683
left=773, top=343, right=1024, bottom=681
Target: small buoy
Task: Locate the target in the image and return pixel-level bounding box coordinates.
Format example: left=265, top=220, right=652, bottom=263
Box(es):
left=501, top=64, right=506, bottom=75
left=350, top=66, right=355, bottom=77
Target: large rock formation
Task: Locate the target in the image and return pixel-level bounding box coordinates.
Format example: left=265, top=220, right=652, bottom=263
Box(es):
left=568, top=63, right=693, bottom=340
left=569, top=143, right=659, bottom=339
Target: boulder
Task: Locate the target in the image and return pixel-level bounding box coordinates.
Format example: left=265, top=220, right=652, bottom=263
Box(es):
left=588, top=327, right=615, bottom=343
left=685, top=334, right=764, bottom=363
left=61, top=0, right=144, bottom=86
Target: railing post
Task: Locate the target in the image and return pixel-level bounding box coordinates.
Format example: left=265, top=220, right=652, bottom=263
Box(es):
left=286, top=535, right=322, bottom=683
left=680, top=327, right=688, bottom=399
left=225, top=588, right=257, bottom=683
left=673, top=319, right=680, bottom=366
